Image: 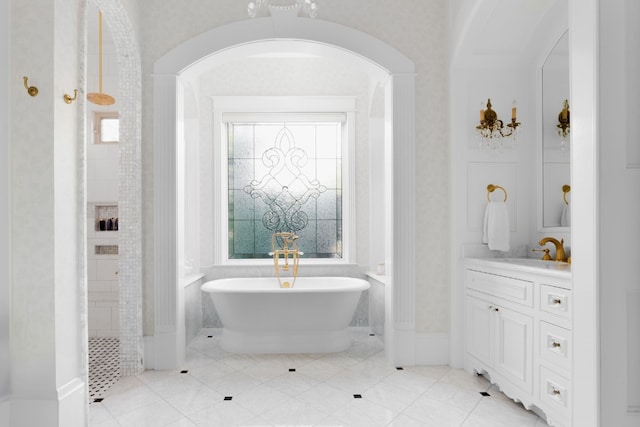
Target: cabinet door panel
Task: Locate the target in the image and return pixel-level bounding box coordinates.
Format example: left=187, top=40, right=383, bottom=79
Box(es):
left=495, top=307, right=533, bottom=393
left=466, top=296, right=493, bottom=365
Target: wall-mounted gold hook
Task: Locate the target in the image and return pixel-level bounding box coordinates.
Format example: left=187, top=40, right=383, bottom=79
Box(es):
left=23, top=76, right=38, bottom=97
left=64, top=89, right=78, bottom=104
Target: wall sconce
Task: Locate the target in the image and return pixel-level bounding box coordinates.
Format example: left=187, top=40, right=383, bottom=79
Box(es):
left=557, top=99, right=570, bottom=149
left=476, top=98, right=521, bottom=149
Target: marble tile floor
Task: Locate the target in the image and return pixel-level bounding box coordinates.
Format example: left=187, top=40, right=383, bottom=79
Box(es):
left=90, top=328, right=550, bottom=426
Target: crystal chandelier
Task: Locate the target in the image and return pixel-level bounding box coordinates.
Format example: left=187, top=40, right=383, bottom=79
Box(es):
left=476, top=98, right=521, bottom=150
left=247, top=0, right=318, bottom=18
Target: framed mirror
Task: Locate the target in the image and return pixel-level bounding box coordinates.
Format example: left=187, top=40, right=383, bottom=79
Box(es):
left=540, top=30, right=570, bottom=230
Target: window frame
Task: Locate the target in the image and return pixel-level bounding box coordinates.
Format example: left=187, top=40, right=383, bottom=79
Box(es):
left=212, top=96, right=356, bottom=265
left=93, top=111, right=119, bottom=145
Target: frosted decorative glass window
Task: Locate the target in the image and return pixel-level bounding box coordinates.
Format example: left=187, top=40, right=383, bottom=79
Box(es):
left=227, top=120, right=343, bottom=259
left=94, top=112, right=119, bottom=144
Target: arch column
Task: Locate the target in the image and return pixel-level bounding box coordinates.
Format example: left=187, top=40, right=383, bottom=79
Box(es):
left=385, top=73, right=417, bottom=365
left=153, top=74, right=185, bottom=369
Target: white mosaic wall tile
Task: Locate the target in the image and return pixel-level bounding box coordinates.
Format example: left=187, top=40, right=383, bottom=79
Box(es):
left=92, top=0, right=143, bottom=376
left=88, top=203, right=119, bottom=338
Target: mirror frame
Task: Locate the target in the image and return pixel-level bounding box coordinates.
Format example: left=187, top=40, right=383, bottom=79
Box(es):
left=537, top=28, right=570, bottom=232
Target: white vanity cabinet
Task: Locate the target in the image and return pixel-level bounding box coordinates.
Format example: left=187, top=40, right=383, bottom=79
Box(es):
left=464, top=258, right=572, bottom=427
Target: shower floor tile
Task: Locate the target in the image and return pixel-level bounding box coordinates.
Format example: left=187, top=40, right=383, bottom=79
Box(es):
left=89, top=336, right=120, bottom=403
left=89, top=329, right=550, bottom=426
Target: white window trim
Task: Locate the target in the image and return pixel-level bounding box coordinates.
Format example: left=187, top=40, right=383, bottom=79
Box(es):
left=212, top=96, right=357, bottom=265
left=93, top=111, right=119, bottom=144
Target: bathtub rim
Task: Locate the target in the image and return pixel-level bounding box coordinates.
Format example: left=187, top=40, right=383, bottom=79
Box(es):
left=201, top=276, right=370, bottom=293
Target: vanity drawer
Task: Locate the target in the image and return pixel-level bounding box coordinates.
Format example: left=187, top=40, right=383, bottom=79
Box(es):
left=467, top=270, right=533, bottom=307
left=539, top=366, right=571, bottom=419
left=539, top=321, right=571, bottom=372
left=540, top=285, right=571, bottom=319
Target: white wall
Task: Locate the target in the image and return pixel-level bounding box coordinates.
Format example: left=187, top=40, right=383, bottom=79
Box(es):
left=194, top=56, right=371, bottom=270
left=448, top=0, right=570, bottom=368
left=1, top=0, right=11, bottom=421
left=595, top=0, right=640, bottom=424
left=9, top=0, right=86, bottom=424
left=139, top=0, right=450, bottom=338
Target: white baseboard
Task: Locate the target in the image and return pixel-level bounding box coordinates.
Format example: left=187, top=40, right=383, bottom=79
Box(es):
left=415, top=332, right=450, bottom=365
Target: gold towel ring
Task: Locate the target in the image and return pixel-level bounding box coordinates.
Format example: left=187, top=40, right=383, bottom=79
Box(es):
left=562, top=184, right=571, bottom=205
left=487, top=184, right=508, bottom=202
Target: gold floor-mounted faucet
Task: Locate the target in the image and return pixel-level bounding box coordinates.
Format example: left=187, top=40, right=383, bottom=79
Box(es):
left=538, top=237, right=568, bottom=262
left=269, top=232, right=303, bottom=288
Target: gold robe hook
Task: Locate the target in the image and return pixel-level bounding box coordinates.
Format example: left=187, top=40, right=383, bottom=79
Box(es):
left=23, top=76, right=38, bottom=97
left=64, top=89, right=78, bottom=104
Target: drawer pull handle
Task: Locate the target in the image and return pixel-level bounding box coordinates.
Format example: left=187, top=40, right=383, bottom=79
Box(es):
left=552, top=389, right=561, bottom=396
left=552, top=341, right=561, bottom=348
left=552, top=298, right=562, bottom=305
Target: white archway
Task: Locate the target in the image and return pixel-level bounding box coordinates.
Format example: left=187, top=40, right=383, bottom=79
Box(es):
left=153, top=16, right=417, bottom=368
left=88, top=0, right=144, bottom=377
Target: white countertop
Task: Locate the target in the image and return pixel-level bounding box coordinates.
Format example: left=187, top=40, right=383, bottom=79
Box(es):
left=465, top=257, right=571, bottom=279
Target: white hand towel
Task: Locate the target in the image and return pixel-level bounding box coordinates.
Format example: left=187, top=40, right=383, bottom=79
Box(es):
left=483, top=201, right=510, bottom=251
left=560, top=202, right=571, bottom=227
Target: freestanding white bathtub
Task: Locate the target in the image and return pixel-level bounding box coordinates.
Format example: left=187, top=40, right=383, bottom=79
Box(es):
left=201, top=276, right=370, bottom=354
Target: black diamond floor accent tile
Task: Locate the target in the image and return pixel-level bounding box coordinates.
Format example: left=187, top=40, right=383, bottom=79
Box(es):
left=207, top=335, right=213, bottom=338
left=353, top=394, right=362, bottom=399
left=369, top=333, right=375, bottom=336
left=396, top=367, right=404, bottom=370
left=480, top=391, right=491, bottom=397
left=224, top=396, right=233, bottom=401
left=180, top=370, right=188, bottom=374
left=289, top=368, right=296, bottom=372
left=88, top=337, right=120, bottom=405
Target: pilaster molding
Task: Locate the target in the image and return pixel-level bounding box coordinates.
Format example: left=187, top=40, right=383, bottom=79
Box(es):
left=390, top=74, right=417, bottom=365
left=153, top=74, right=181, bottom=368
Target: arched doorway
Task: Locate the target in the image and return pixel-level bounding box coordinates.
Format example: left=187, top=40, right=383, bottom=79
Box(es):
left=152, top=16, right=417, bottom=368
left=84, top=0, right=143, bottom=377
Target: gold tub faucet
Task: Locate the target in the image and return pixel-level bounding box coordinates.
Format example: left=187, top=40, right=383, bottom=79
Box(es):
left=538, top=237, right=567, bottom=262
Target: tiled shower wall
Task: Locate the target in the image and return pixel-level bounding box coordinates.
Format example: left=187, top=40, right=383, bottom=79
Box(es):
left=88, top=203, right=119, bottom=337
left=87, top=128, right=120, bottom=337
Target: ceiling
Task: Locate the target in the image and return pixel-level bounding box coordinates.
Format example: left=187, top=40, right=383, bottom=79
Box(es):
left=451, top=0, right=563, bottom=68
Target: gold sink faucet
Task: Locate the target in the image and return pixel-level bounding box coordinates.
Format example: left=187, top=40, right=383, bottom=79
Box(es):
left=538, top=237, right=567, bottom=262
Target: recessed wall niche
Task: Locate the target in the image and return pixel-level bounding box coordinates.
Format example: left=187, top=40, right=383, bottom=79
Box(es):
left=95, top=204, right=118, bottom=231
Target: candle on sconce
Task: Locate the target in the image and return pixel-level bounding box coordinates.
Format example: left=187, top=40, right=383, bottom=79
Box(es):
left=561, top=100, right=568, bottom=120
left=511, top=100, right=517, bottom=120
left=480, top=109, right=485, bottom=121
